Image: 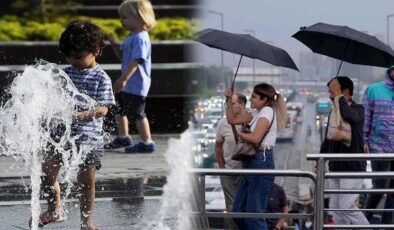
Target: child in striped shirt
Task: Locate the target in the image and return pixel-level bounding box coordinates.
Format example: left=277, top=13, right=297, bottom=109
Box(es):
left=32, top=21, right=115, bottom=230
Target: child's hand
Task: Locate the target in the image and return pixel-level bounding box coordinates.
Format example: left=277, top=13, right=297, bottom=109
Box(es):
left=113, top=79, right=127, bottom=93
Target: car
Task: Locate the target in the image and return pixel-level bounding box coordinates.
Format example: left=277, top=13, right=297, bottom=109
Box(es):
left=201, top=118, right=214, bottom=130
left=277, top=111, right=297, bottom=141
left=205, top=107, right=223, bottom=126
left=205, top=127, right=217, bottom=144
left=287, top=102, right=304, bottom=123
left=193, top=130, right=208, bottom=148
left=316, top=97, right=331, bottom=118
left=198, top=143, right=216, bottom=168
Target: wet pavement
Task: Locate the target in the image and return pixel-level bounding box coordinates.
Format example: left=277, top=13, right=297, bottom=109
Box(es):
left=0, top=134, right=176, bottom=202
left=0, top=134, right=177, bottom=229
left=0, top=197, right=173, bottom=230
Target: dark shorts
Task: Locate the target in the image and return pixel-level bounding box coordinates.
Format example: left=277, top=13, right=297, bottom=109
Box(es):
left=115, top=92, right=146, bottom=121
left=46, top=143, right=102, bottom=171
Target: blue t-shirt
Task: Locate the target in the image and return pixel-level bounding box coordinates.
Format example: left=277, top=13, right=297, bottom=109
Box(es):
left=65, top=65, right=115, bottom=149
left=120, top=31, right=152, bottom=97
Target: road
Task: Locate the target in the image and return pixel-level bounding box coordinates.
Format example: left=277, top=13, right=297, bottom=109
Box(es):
left=274, top=95, right=320, bottom=204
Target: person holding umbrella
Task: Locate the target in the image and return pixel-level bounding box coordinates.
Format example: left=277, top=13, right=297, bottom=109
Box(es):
left=224, top=83, right=287, bottom=230
left=363, top=65, right=394, bottom=224
left=320, top=76, right=368, bottom=226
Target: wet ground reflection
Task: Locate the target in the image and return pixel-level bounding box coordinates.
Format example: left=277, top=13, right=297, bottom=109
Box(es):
left=1, top=197, right=175, bottom=229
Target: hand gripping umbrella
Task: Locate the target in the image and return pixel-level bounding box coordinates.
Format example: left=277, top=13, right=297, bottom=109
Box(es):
left=195, top=28, right=298, bottom=90
left=292, top=22, right=394, bottom=76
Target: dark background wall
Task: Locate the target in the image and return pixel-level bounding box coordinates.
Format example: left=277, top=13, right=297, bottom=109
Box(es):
left=0, top=0, right=206, bottom=133
left=0, top=0, right=200, bottom=19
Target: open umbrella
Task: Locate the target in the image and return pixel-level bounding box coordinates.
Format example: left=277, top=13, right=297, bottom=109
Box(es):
left=195, top=28, right=298, bottom=89
left=292, top=22, right=394, bottom=76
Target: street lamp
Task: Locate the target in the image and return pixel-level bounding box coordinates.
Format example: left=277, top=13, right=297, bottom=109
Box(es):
left=387, top=14, right=394, bottom=46
left=244, top=29, right=256, bottom=86
left=208, top=10, right=225, bottom=86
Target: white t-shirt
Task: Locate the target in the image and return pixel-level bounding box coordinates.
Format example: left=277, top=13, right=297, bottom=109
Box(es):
left=250, top=107, right=277, bottom=147
left=216, top=118, right=243, bottom=169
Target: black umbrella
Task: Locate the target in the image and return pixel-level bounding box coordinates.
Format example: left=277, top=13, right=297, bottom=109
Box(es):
left=195, top=28, right=298, bottom=89
left=292, top=22, right=394, bottom=76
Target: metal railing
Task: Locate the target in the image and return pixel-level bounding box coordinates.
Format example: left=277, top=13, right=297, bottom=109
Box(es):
left=307, top=153, right=394, bottom=229
left=190, top=168, right=316, bottom=229
left=191, top=154, right=394, bottom=230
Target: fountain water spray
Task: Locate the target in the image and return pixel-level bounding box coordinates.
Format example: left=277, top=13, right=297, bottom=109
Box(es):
left=0, top=61, right=95, bottom=229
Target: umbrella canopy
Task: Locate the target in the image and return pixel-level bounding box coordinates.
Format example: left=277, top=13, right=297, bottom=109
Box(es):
left=195, top=28, right=298, bottom=88
left=196, top=28, right=298, bottom=71
left=292, top=22, right=394, bottom=74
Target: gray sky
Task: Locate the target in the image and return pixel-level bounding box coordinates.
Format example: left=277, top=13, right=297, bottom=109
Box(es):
left=198, top=0, right=394, bottom=68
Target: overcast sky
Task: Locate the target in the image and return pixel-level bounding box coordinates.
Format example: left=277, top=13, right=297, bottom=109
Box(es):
left=197, top=0, right=394, bottom=68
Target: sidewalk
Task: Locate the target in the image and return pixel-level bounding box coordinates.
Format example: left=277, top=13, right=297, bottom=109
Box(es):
left=0, top=134, right=179, bottom=201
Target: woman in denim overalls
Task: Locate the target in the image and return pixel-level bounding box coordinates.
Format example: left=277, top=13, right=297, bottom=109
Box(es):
left=224, top=83, right=287, bottom=230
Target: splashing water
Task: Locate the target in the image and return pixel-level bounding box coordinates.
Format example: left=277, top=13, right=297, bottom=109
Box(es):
left=0, top=61, right=95, bottom=229
left=157, top=128, right=194, bottom=229
left=132, top=126, right=203, bottom=230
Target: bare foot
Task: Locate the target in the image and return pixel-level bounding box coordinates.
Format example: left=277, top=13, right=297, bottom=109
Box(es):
left=28, top=209, right=65, bottom=227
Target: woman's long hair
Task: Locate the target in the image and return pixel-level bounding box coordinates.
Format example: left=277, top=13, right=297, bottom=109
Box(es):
left=253, top=83, right=287, bottom=131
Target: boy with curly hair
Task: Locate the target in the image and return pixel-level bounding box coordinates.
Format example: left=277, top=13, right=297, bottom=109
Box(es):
left=30, top=21, right=115, bottom=230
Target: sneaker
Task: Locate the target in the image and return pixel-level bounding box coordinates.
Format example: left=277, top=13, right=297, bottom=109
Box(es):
left=125, top=141, right=155, bottom=153
left=104, top=137, right=133, bottom=149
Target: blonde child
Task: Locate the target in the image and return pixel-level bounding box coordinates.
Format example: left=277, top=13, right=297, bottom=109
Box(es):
left=105, top=0, right=156, bottom=153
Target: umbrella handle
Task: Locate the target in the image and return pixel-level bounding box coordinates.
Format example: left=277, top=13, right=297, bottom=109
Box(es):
left=231, top=55, right=244, bottom=90
left=336, top=41, right=349, bottom=76
left=336, top=60, right=344, bottom=76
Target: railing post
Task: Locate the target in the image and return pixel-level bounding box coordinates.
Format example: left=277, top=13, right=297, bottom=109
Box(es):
left=191, top=174, right=209, bottom=229
left=314, top=158, right=325, bottom=230
left=198, top=175, right=209, bottom=229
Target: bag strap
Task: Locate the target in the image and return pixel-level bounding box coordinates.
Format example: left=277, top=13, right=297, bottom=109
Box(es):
left=231, top=124, right=239, bottom=143
left=254, top=114, right=275, bottom=151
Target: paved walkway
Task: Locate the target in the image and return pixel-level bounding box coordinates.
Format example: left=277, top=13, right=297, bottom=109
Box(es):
left=0, top=134, right=179, bottom=201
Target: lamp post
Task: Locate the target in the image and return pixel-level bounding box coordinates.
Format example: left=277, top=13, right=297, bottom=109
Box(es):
left=387, top=14, right=394, bottom=46
left=244, top=29, right=256, bottom=86
left=208, top=10, right=225, bottom=86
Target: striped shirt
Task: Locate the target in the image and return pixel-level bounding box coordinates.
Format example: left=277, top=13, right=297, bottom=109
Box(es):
left=65, top=65, right=115, bottom=149
left=362, top=74, right=394, bottom=153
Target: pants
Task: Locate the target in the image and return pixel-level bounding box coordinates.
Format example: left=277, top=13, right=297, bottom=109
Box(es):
left=232, top=149, right=275, bottom=230
left=365, top=160, right=394, bottom=224
left=328, top=178, right=369, bottom=225
left=220, top=175, right=241, bottom=229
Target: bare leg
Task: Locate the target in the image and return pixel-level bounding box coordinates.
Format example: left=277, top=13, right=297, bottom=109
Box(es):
left=116, top=115, right=129, bottom=137
left=77, top=168, right=96, bottom=229
left=41, top=156, right=62, bottom=213
left=136, top=117, right=152, bottom=142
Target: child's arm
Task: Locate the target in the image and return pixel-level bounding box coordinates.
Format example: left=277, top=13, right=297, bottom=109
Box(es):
left=113, top=60, right=139, bottom=93
left=108, top=34, right=121, bottom=60
left=73, top=106, right=108, bottom=122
